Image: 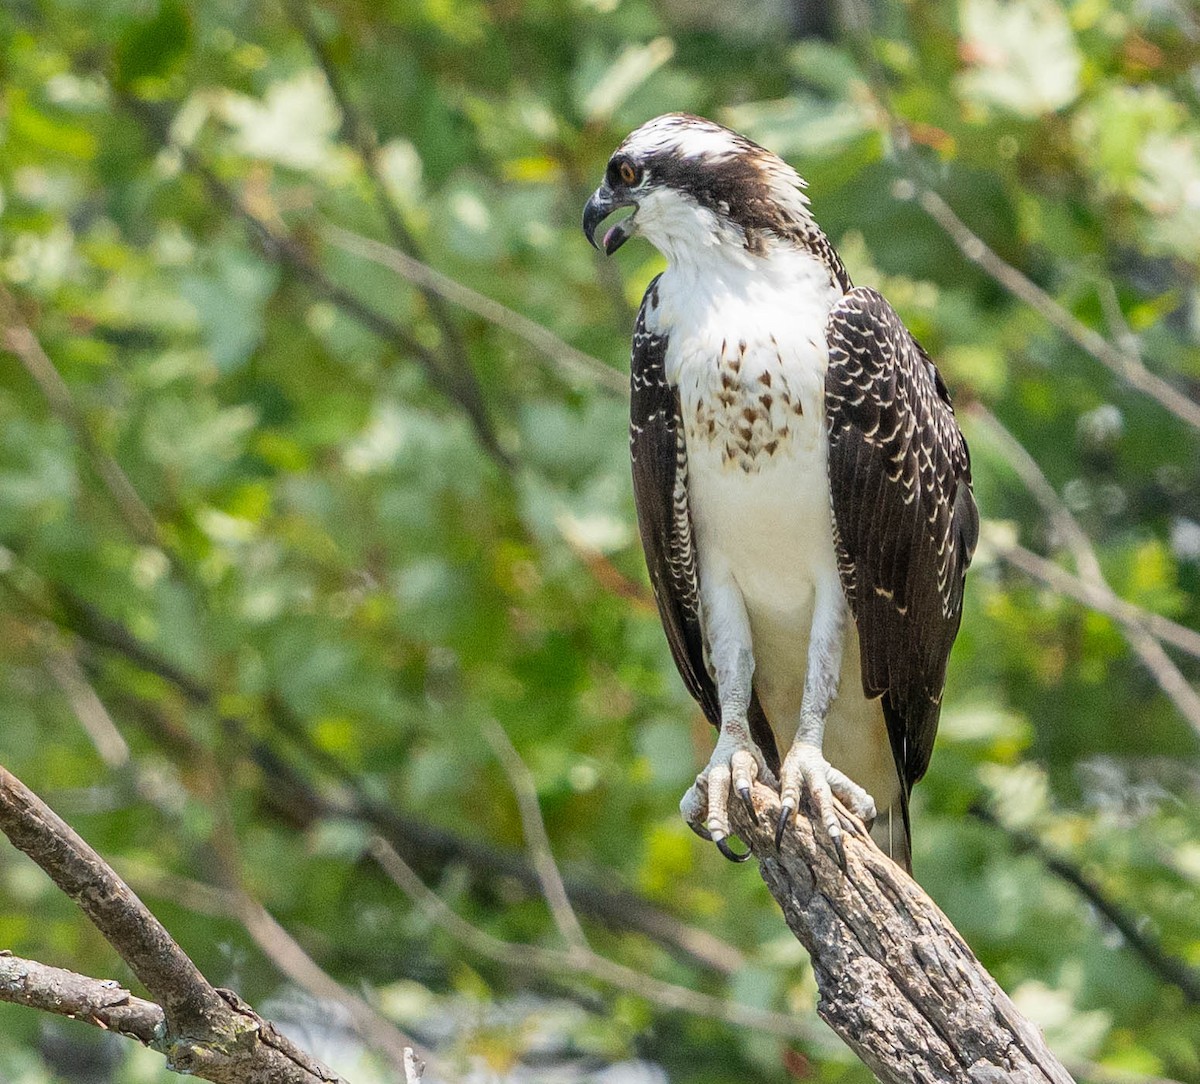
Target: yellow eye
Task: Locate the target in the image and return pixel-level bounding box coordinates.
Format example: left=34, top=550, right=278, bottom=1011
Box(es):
left=619, top=161, right=638, bottom=185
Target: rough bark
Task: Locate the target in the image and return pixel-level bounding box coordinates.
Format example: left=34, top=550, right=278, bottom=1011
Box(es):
left=0, top=952, right=163, bottom=1044
left=0, top=764, right=344, bottom=1083
left=729, top=782, right=1076, bottom=1084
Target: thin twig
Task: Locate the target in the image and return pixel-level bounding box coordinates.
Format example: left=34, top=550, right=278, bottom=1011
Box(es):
left=0, top=284, right=161, bottom=546
left=123, top=97, right=511, bottom=471
left=973, top=406, right=1200, bottom=739
left=369, top=835, right=824, bottom=1044
left=992, top=539, right=1200, bottom=663
left=970, top=804, right=1200, bottom=1006
left=482, top=720, right=590, bottom=952
left=906, top=184, right=1200, bottom=432
left=323, top=225, right=628, bottom=396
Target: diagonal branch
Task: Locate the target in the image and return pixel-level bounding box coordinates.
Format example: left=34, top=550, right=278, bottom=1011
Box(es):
left=0, top=284, right=161, bottom=546
left=991, top=538, right=1200, bottom=663
left=728, top=788, right=1076, bottom=1084
left=973, top=406, right=1200, bottom=740
left=908, top=186, right=1200, bottom=432
left=0, top=763, right=344, bottom=1083
left=835, top=0, right=1200, bottom=433
left=483, top=720, right=590, bottom=952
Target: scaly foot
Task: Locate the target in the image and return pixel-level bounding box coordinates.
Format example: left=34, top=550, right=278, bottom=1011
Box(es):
left=774, top=740, right=877, bottom=856
left=680, top=729, right=776, bottom=862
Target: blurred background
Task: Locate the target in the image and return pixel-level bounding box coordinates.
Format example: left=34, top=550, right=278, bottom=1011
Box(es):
left=1, top=0, right=1199, bottom=1081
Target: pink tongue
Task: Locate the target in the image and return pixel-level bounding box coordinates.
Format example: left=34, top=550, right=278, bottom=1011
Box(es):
left=603, top=225, right=619, bottom=250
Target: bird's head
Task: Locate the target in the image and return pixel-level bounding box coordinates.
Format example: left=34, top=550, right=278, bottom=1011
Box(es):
left=582, top=114, right=814, bottom=265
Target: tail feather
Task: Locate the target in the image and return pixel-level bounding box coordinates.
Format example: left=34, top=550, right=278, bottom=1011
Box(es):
left=869, top=800, right=912, bottom=874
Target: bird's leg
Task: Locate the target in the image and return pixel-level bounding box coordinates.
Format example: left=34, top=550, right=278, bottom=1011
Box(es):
left=680, top=586, right=771, bottom=862
left=775, top=583, right=877, bottom=854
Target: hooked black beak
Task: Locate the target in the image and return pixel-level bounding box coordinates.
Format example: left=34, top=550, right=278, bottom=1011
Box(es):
left=583, top=185, right=636, bottom=255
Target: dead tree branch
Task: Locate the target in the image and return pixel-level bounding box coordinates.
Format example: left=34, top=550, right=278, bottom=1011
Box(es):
left=731, top=788, right=1076, bottom=1084
left=0, top=952, right=163, bottom=1044
left=0, top=763, right=344, bottom=1083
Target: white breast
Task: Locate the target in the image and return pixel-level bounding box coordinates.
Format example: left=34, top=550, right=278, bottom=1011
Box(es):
left=648, top=244, right=843, bottom=605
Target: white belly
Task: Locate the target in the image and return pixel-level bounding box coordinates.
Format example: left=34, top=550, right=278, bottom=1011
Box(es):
left=686, top=408, right=896, bottom=809
left=653, top=258, right=900, bottom=813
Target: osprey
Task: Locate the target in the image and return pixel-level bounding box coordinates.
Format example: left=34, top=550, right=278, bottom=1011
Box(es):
left=583, top=115, right=978, bottom=871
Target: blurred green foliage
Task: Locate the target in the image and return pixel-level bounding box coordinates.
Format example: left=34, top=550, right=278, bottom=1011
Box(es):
left=0, top=0, right=1199, bottom=1082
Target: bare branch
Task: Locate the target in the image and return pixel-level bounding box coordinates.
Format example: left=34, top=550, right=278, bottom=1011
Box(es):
left=0, top=763, right=344, bottom=1083
left=0, top=952, right=162, bottom=1045
left=122, top=96, right=512, bottom=471
left=970, top=805, right=1200, bottom=1006
left=324, top=225, right=628, bottom=396
left=991, top=539, right=1200, bottom=663
left=907, top=185, right=1200, bottom=432
left=973, top=407, right=1200, bottom=739
left=368, top=835, right=824, bottom=1044
left=0, top=284, right=161, bottom=546
left=26, top=575, right=743, bottom=976
left=728, top=789, right=1076, bottom=1083
left=483, top=720, right=590, bottom=952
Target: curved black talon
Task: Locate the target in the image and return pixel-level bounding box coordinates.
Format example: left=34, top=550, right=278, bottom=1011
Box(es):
left=715, top=836, right=752, bottom=863
left=774, top=802, right=795, bottom=850
left=737, top=785, right=759, bottom=825
left=830, top=829, right=847, bottom=869
left=688, top=821, right=714, bottom=841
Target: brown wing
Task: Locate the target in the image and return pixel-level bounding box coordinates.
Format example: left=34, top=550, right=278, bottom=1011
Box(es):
left=824, top=287, right=978, bottom=797
left=629, top=279, right=716, bottom=724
